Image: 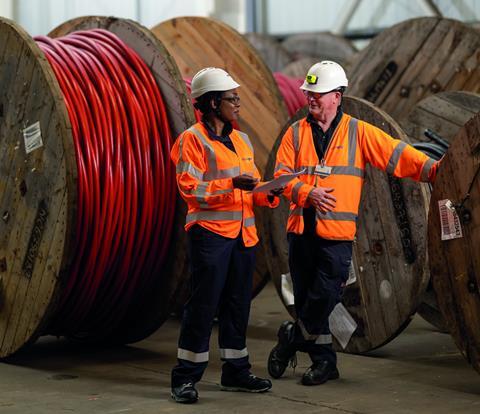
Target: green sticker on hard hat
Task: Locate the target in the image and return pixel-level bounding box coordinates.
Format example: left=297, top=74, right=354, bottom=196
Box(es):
left=306, top=74, right=317, bottom=84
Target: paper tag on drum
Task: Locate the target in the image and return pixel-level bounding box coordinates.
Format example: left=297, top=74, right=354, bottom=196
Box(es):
left=23, top=121, right=43, bottom=154
left=438, top=199, right=463, bottom=241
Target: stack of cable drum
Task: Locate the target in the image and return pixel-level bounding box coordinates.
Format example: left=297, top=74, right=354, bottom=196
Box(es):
left=1, top=14, right=480, bottom=377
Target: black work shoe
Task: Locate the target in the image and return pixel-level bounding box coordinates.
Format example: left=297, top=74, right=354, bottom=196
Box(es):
left=301, top=361, right=340, bottom=386
left=268, top=320, right=297, bottom=379
left=221, top=373, right=272, bottom=393
left=171, top=382, right=198, bottom=403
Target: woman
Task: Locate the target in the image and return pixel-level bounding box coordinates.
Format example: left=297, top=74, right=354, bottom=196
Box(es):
left=170, top=67, right=282, bottom=403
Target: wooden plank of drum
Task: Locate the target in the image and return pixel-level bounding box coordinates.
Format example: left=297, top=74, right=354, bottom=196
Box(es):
left=428, top=114, right=480, bottom=373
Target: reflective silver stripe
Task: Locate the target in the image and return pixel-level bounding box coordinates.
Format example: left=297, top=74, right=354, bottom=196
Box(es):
left=331, top=166, right=365, bottom=178
left=292, top=181, right=304, bottom=204
left=292, top=121, right=300, bottom=154
left=189, top=125, right=217, bottom=171
left=386, top=141, right=407, bottom=174
left=317, top=211, right=358, bottom=222
left=275, top=162, right=294, bottom=173
left=237, top=131, right=253, bottom=153
left=219, top=348, right=249, bottom=359
left=297, top=165, right=364, bottom=178
left=315, top=334, right=333, bottom=345
left=176, top=161, right=204, bottom=180
left=420, top=158, right=435, bottom=182
left=297, top=165, right=316, bottom=175
left=244, top=217, right=255, bottom=227
left=289, top=207, right=303, bottom=217
left=297, top=320, right=316, bottom=340
left=204, top=166, right=240, bottom=180
left=178, top=348, right=209, bottom=363
left=188, top=183, right=232, bottom=208
left=348, top=118, right=358, bottom=166
left=186, top=211, right=242, bottom=224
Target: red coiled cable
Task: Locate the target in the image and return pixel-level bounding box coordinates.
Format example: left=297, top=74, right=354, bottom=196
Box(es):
left=274, top=73, right=307, bottom=117
left=35, top=29, right=175, bottom=338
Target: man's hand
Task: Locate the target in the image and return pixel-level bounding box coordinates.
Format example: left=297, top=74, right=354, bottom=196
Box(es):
left=308, top=187, right=336, bottom=213
left=232, top=174, right=259, bottom=191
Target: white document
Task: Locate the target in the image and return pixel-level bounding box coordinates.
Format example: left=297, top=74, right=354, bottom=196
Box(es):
left=253, top=168, right=306, bottom=193
left=329, top=303, right=357, bottom=349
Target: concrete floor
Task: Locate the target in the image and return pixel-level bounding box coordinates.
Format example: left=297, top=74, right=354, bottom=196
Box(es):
left=1, top=282, right=480, bottom=414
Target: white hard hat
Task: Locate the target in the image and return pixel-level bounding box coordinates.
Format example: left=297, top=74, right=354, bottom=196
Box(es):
left=300, top=61, right=348, bottom=94
left=190, top=67, right=240, bottom=98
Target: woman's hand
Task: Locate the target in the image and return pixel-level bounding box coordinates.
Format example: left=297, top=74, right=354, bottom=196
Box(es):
left=232, top=174, right=259, bottom=191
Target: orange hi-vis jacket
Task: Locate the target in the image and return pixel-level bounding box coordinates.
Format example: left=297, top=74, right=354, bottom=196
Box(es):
left=171, top=122, right=278, bottom=247
left=275, top=113, right=439, bottom=241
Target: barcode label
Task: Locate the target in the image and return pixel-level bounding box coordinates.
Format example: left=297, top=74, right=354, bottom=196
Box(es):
left=438, top=199, right=463, bottom=241
left=23, top=121, right=43, bottom=154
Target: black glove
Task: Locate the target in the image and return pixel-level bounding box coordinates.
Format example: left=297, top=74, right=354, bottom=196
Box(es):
left=232, top=174, right=259, bottom=191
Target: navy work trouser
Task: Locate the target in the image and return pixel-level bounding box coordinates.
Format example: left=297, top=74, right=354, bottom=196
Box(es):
left=288, top=232, right=352, bottom=366
left=171, top=225, right=255, bottom=387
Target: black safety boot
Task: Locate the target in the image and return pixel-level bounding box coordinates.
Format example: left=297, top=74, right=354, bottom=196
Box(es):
left=221, top=372, right=272, bottom=393
left=301, top=360, right=339, bottom=386
left=267, top=321, right=297, bottom=379
left=171, top=382, right=198, bottom=403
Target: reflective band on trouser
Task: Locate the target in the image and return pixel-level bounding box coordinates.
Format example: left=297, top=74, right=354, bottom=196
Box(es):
left=420, top=158, right=435, bottom=181
left=317, top=211, right=357, bottom=222
left=386, top=141, right=407, bottom=174
left=186, top=210, right=242, bottom=224
left=220, top=348, right=249, bottom=359
left=315, top=334, right=333, bottom=345
left=178, top=348, right=209, bottom=363
left=347, top=118, right=358, bottom=166
left=243, top=217, right=255, bottom=227
left=297, top=320, right=332, bottom=344
left=291, top=181, right=304, bottom=204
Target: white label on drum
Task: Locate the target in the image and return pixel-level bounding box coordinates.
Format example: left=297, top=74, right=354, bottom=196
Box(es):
left=281, top=273, right=295, bottom=306
left=438, top=199, right=463, bottom=241
left=329, top=303, right=357, bottom=349
left=23, top=121, right=43, bottom=154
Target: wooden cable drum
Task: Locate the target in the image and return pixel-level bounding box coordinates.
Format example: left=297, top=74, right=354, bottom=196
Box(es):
left=427, top=113, right=480, bottom=373
left=348, top=17, right=480, bottom=121
left=401, top=92, right=480, bottom=332
left=282, top=57, right=320, bottom=79
left=0, top=16, right=194, bottom=358
left=281, top=32, right=357, bottom=69
left=244, top=32, right=292, bottom=72
left=151, top=17, right=289, bottom=301
left=262, top=97, right=430, bottom=353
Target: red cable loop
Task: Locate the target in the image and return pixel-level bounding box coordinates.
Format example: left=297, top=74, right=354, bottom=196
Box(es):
left=35, top=29, right=175, bottom=338
left=273, top=73, right=307, bottom=117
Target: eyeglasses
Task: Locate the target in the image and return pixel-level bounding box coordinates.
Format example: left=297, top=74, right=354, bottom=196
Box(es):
left=303, top=89, right=341, bottom=101
left=221, top=96, right=241, bottom=105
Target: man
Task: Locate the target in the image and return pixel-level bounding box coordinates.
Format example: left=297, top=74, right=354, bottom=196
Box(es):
left=170, top=67, right=281, bottom=403
left=268, top=61, right=439, bottom=386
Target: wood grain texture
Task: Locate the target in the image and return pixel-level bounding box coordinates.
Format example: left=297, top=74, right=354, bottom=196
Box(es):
left=401, top=92, right=480, bottom=332
left=348, top=18, right=480, bottom=121
left=262, top=97, right=430, bottom=353
left=428, top=113, right=480, bottom=373
left=49, top=16, right=196, bottom=344
left=0, top=17, right=76, bottom=358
